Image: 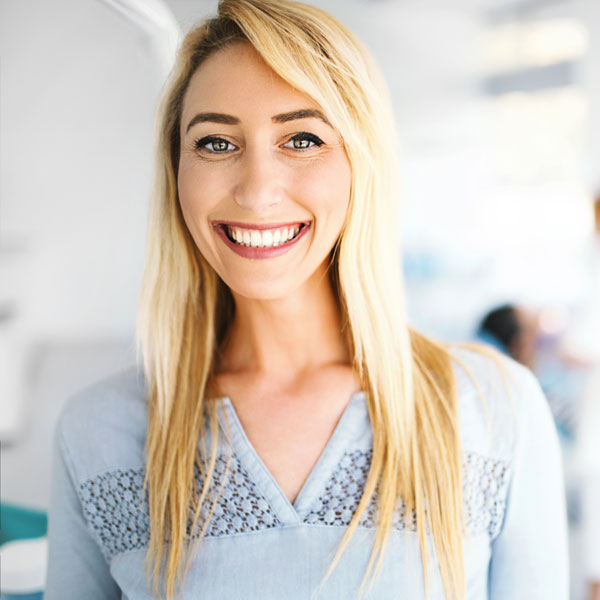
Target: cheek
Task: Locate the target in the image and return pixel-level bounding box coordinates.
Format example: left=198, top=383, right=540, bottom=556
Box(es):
left=177, top=164, right=218, bottom=242
left=335, top=161, right=352, bottom=217
left=312, top=158, right=351, bottom=232
left=292, top=157, right=351, bottom=219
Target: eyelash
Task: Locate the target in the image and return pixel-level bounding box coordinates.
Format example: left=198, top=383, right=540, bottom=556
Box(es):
left=283, top=132, right=324, bottom=150
left=193, top=132, right=324, bottom=154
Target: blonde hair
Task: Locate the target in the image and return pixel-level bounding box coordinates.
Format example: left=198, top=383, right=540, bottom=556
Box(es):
left=137, top=1, right=464, bottom=598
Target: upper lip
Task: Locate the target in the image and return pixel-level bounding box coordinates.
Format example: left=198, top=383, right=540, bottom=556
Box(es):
left=212, top=220, right=311, bottom=231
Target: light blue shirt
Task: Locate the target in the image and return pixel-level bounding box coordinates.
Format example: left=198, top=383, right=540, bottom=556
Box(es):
left=45, top=348, right=569, bottom=599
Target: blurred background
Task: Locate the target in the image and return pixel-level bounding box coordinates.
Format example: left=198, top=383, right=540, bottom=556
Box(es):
left=1, top=0, right=599, bottom=597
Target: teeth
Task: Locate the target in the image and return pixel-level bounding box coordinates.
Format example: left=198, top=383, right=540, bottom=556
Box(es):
left=226, top=224, right=305, bottom=248
left=250, top=230, right=262, bottom=247
left=262, top=230, right=273, bottom=247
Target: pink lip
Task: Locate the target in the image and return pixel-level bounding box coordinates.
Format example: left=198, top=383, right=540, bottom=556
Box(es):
left=213, top=222, right=312, bottom=259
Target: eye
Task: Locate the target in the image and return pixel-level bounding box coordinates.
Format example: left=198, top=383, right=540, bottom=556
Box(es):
left=282, top=132, right=324, bottom=151
left=194, top=136, right=236, bottom=154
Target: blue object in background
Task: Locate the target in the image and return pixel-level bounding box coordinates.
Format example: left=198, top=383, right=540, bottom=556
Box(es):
left=0, top=503, right=47, bottom=545
left=474, top=330, right=510, bottom=355
left=0, top=504, right=48, bottom=599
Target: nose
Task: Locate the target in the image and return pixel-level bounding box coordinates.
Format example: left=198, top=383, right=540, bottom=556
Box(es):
left=232, top=147, right=284, bottom=214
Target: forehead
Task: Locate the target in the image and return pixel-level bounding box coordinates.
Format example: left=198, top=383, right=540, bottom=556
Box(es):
left=181, top=42, right=321, bottom=125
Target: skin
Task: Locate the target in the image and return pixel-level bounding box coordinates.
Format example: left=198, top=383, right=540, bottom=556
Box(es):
left=178, top=42, right=361, bottom=503
left=511, top=307, right=539, bottom=370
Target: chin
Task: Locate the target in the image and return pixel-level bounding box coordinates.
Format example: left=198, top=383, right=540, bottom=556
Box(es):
left=222, top=274, right=303, bottom=302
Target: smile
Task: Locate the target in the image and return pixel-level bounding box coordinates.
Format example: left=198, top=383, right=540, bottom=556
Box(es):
left=212, top=221, right=312, bottom=259
left=225, top=223, right=305, bottom=247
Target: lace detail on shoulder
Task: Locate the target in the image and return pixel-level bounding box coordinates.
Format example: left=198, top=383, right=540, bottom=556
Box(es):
left=79, top=469, right=150, bottom=559
left=462, top=451, right=510, bottom=539
left=78, top=454, right=281, bottom=559
left=303, top=449, right=510, bottom=537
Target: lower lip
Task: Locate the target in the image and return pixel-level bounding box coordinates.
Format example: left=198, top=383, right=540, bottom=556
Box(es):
left=213, top=223, right=311, bottom=259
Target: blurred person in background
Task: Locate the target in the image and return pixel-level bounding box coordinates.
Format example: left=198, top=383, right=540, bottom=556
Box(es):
left=477, top=303, right=582, bottom=443
left=477, top=304, right=539, bottom=371
left=477, top=194, right=600, bottom=600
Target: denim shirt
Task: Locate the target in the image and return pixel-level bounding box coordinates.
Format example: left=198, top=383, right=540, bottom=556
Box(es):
left=45, top=348, right=569, bottom=599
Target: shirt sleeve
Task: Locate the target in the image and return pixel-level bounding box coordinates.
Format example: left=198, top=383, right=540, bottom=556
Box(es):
left=487, top=367, right=570, bottom=599
left=45, top=420, right=121, bottom=599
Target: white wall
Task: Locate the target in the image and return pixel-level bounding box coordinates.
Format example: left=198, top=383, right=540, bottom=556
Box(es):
left=1, top=0, right=165, bottom=340
left=579, top=0, right=600, bottom=190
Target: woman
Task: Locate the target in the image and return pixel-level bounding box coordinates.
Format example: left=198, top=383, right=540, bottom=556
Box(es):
left=45, top=1, right=568, bottom=598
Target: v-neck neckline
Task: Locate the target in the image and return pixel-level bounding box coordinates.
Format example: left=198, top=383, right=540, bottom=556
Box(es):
left=216, top=391, right=367, bottom=525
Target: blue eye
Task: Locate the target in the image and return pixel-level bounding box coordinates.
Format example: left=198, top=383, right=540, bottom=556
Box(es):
left=194, top=136, right=236, bottom=153
left=283, top=132, right=324, bottom=150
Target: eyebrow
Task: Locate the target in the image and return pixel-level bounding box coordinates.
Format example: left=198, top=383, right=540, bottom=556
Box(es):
left=185, top=108, right=331, bottom=133
left=272, top=109, right=331, bottom=126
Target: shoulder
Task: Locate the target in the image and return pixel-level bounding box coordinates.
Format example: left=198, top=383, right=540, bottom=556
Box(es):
left=448, top=345, right=550, bottom=462
left=55, top=366, right=149, bottom=483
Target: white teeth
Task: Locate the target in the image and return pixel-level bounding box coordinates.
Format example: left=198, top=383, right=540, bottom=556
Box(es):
left=226, top=224, right=305, bottom=248
left=262, top=230, right=273, bottom=247
left=250, top=230, right=262, bottom=247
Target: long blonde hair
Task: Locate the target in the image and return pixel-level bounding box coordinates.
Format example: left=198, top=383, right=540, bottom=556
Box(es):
left=137, top=1, right=464, bottom=598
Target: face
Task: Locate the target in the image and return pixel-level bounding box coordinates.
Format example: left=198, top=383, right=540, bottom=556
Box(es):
left=178, top=43, right=352, bottom=300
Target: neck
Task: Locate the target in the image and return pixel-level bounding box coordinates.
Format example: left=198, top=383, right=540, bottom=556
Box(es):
left=217, top=265, right=350, bottom=381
